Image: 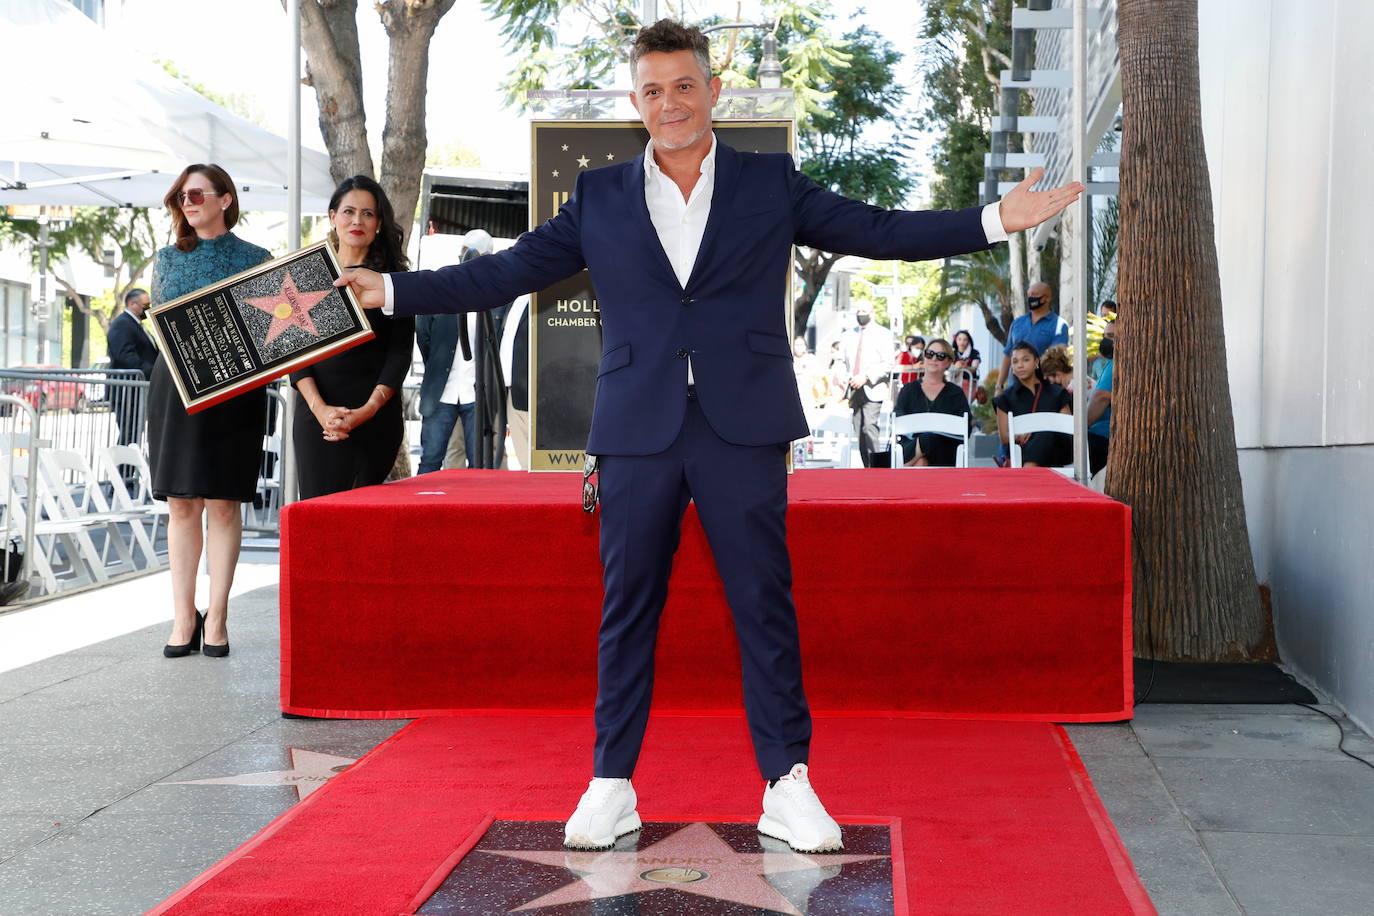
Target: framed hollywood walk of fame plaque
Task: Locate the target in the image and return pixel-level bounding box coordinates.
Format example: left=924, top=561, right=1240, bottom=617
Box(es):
left=148, top=241, right=374, bottom=413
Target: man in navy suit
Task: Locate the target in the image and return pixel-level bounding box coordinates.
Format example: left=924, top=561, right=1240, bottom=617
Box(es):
left=106, top=287, right=157, bottom=446
left=339, top=20, right=1082, bottom=853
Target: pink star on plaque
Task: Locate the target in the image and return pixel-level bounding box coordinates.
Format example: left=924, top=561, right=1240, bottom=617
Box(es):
left=245, top=270, right=331, bottom=344
left=484, top=822, right=884, bottom=914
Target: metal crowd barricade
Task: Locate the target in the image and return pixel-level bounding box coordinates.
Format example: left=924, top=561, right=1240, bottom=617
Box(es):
left=0, top=394, right=41, bottom=604
left=243, top=382, right=292, bottom=537
left=0, top=367, right=149, bottom=475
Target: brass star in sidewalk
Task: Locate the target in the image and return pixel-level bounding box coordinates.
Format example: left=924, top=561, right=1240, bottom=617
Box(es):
left=484, top=822, right=884, bottom=914
left=159, top=749, right=356, bottom=801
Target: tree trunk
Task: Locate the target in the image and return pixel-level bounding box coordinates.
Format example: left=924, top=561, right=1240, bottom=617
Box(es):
left=1111, top=0, right=1268, bottom=661
left=378, top=0, right=457, bottom=249
left=792, top=247, right=842, bottom=335
left=295, top=0, right=374, bottom=183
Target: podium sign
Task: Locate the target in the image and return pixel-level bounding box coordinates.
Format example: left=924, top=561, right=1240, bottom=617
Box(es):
left=528, top=120, right=794, bottom=471
left=147, top=242, right=373, bottom=413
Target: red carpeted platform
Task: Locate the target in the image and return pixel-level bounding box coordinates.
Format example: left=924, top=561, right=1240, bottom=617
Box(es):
left=281, top=469, right=1132, bottom=721
left=148, top=714, right=1155, bottom=916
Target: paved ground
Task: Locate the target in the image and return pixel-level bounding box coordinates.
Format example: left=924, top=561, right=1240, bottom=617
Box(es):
left=1, top=564, right=1372, bottom=915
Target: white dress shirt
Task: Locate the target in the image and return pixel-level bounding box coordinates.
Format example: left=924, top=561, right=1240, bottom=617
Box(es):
left=641, top=132, right=717, bottom=382
left=439, top=312, right=478, bottom=405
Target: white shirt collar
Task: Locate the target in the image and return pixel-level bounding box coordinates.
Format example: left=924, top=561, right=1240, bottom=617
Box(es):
left=643, top=131, right=717, bottom=181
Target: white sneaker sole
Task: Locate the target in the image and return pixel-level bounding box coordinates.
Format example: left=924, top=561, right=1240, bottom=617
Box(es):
left=757, top=813, right=844, bottom=853
left=563, top=811, right=642, bottom=850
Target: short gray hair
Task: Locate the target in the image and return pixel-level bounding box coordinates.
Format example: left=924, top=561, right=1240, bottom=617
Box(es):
left=630, top=19, right=712, bottom=86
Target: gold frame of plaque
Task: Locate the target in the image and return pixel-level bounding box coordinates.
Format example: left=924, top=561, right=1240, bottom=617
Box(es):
left=526, top=118, right=796, bottom=471
left=147, top=241, right=374, bottom=414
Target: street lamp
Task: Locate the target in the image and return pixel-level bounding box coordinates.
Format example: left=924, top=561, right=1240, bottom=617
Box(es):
left=700, top=22, right=783, bottom=88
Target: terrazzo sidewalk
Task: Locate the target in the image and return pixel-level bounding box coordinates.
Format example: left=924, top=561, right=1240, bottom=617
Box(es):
left=0, top=562, right=1372, bottom=915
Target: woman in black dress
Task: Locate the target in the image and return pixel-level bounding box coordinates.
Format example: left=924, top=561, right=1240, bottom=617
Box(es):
left=893, top=338, right=970, bottom=467
left=290, top=176, right=413, bottom=499
left=146, top=164, right=272, bottom=658
left=993, top=341, right=1073, bottom=467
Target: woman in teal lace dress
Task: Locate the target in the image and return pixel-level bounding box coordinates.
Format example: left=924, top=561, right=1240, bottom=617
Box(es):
left=146, top=164, right=271, bottom=659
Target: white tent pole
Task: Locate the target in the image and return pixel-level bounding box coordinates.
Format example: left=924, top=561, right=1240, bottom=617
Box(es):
left=283, top=0, right=302, bottom=510
left=287, top=0, right=302, bottom=250
left=1070, top=0, right=1089, bottom=482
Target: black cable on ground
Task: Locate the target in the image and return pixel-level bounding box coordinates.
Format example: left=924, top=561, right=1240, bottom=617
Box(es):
left=1294, top=702, right=1374, bottom=772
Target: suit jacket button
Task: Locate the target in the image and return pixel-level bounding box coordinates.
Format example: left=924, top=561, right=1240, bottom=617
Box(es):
left=681, top=295, right=693, bottom=306
left=675, top=348, right=688, bottom=359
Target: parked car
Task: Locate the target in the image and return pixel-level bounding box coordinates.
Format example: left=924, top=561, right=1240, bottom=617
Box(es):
left=1, top=366, right=88, bottom=413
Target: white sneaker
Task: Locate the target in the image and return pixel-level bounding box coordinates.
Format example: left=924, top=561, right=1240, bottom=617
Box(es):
left=563, top=777, right=641, bottom=850
left=757, top=763, right=844, bottom=852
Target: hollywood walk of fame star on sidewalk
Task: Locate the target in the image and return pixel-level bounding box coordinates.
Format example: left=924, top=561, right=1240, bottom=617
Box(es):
left=483, top=822, right=885, bottom=915
left=245, top=271, right=332, bottom=345
left=158, top=749, right=356, bottom=801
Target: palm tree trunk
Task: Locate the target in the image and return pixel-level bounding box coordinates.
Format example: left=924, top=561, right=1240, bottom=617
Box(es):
left=1111, top=0, right=1269, bottom=661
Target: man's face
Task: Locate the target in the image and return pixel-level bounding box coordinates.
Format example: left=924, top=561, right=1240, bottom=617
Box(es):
left=1027, top=283, right=1052, bottom=311
left=629, top=49, right=721, bottom=154
left=130, top=293, right=150, bottom=318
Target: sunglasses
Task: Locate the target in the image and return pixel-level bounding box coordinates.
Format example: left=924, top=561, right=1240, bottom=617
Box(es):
left=923, top=350, right=952, bottom=361
left=176, top=189, right=221, bottom=206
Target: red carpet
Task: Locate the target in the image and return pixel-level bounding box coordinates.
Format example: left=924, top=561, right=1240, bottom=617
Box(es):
left=149, top=715, right=1154, bottom=915
left=281, top=469, right=1132, bottom=721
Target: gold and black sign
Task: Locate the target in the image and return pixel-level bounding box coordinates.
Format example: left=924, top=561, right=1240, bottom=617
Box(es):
left=148, top=242, right=373, bottom=413
left=527, top=120, right=794, bottom=471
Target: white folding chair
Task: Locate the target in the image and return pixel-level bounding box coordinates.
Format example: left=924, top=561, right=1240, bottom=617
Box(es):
left=0, top=462, right=106, bottom=593
left=38, top=449, right=142, bottom=576
left=811, top=413, right=856, bottom=469
left=1007, top=412, right=1075, bottom=476
left=95, top=445, right=168, bottom=568
left=889, top=413, right=971, bottom=468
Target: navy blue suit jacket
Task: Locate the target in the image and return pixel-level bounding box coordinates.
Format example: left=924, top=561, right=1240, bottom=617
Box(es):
left=390, top=141, right=992, bottom=456
left=107, top=310, right=157, bottom=379
left=415, top=313, right=459, bottom=417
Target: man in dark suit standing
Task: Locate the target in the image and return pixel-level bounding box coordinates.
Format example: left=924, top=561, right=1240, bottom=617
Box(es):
left=339, top=20, right=1081, bottom=854
left=106, top=287, right=157, bottom=446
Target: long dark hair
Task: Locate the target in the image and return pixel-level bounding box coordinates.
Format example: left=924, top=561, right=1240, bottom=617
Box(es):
left=1011, top=340, right=1046, bottom=385
left=164, top=164, right=239, bottom=253
left=328, top=175, right=409, bottom=272
left=953, top=329, right=974, bottom=353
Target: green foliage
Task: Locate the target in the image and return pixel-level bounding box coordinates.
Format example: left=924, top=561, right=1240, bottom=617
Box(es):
left=1091, top=196, right=1119, bottom=305
left=0, top=207, right=163, bottom=331
left=932, top=247, right=1014, bottom=344
left=426, top=140, right=484, bottom=168
left=849, top=259, right=942, bottom=334
left=916, top=0, right=1015, bottom=210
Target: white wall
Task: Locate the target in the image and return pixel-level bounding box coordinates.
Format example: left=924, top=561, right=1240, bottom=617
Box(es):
left=1200, top=0, right=1374, bottom=731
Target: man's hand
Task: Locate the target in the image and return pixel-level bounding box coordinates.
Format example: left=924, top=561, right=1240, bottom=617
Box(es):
left=998, top=167, right=1085, bottom=234
left=334, top=267, right=386, bottom=309
left=849, top=375, right=866, bottom=389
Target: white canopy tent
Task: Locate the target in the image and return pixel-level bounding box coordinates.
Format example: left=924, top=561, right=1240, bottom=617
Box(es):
left=0, top=0, right=333, bottom=211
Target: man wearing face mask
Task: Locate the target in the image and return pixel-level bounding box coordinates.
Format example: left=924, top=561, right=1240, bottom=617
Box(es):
left=841, top=303, right=895, bottom=467
left=996, top=282, right=1069, bottom=395
left=1085, top=320, right=1116, bottom=476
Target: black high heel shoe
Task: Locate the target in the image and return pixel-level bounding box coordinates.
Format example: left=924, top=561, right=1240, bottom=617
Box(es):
left=163, top=612, right=204, bottom=658
left=203, top=614, right=229, bottom=658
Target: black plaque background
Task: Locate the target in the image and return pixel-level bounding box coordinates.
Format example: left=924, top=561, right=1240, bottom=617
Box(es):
left=148, top=242, right=371, bottom=412
left=529, top=121, right=793, bottom=471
